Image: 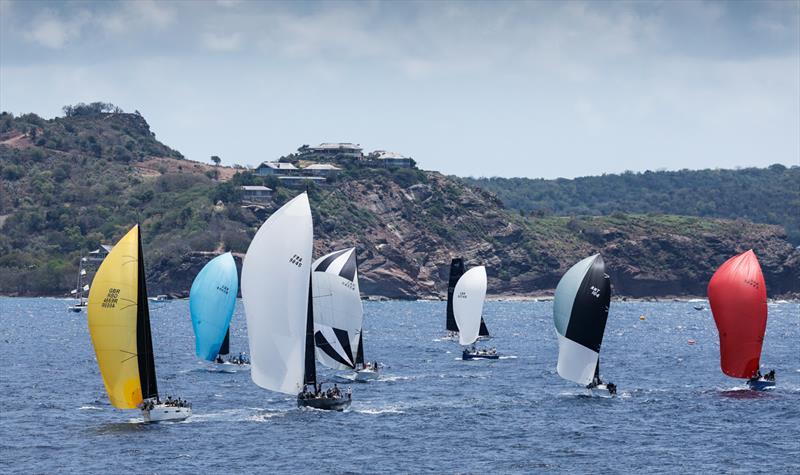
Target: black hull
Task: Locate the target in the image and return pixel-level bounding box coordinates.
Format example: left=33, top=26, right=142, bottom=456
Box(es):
left=297, top=394, right=352, bottom=411
left=462, top=351, right=499, bottom=360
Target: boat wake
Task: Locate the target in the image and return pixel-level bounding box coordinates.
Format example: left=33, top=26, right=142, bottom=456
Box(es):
left=356, top=405, right=405, bottom=415
left=79, top=405, right=103, bottom=411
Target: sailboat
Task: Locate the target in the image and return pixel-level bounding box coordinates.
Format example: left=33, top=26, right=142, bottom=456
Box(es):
left=454, top=266, right=497, bottom=360
left=312, top=248, right=378, bottom=381
left=87, top=225, right=191, bottom=422
left=553, top=254, right=616, bottom=396
left=446, top=258, right=490, bottom=340
left=242, top=193, right=351, bottom=411
left=68, top=257, right=89, bottom=312
left=708, top=250, right=775, bottom=390
left=189, top=252, right=248, bottom=368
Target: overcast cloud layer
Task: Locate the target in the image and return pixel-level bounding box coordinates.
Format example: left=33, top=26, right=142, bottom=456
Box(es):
left=1, top=0, right=798, bottom=178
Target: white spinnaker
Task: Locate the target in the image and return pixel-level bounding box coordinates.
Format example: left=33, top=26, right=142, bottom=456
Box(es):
left=242, top=193, right=313, bottom=395
left=312, top=248, right=363, bottom=370
left=453, top=266, right=487, bottom=346
left=554, top=255, right=599, bottom=385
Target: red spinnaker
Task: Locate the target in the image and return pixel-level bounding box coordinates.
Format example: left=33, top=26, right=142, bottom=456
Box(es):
left=707, top=250, right=768, bottom=379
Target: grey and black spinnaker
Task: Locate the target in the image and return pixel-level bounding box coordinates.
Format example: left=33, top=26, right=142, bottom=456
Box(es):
left=553, top=254, right=611, bottom=386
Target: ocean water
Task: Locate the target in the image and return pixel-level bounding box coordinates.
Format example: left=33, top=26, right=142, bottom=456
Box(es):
left=1, top=297, right=798, bottom=473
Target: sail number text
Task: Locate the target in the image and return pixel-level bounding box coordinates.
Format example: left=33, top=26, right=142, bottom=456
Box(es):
left=102, top=288, right=121, bottom=308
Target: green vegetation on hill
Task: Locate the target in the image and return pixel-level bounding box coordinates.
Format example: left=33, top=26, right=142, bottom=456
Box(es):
left=463, top=166, right=800, bottom=244
left=1, top=107, right=798, bottom=298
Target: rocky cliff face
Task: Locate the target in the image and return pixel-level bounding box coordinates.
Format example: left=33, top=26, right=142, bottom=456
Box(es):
left=144, top=171, right=799, bottom=299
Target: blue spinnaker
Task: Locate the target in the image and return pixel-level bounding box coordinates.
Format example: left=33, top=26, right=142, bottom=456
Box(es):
left=189, top=252, right=239, bottom=361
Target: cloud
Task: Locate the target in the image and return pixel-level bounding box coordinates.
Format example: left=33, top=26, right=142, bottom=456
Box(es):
left=25, top=9, right=90, bottom=49
left=202, top=32, right=243, bottom=52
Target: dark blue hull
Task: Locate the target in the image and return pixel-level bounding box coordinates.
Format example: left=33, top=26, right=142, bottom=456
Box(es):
left=462, top=351, right=499, bottom=360
left=746, top=379, right=775, bottom=391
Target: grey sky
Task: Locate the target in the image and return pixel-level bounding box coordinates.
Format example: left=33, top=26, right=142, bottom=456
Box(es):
left=1, top=0, right=798, bottom=178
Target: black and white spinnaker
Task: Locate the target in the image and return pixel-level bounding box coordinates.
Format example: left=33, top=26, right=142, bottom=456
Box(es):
left=553, top=254, right=616, bottom=396
left=312, top=248, right=379, bottom=382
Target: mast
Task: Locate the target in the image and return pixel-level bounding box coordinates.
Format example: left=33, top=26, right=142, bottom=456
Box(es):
left=303, top=275, right=317, bottom=389
left=136, top=227, right=158, bottom=400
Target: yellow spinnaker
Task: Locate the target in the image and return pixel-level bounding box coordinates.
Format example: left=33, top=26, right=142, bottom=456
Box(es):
left=87, top=225, right=142, bottom=409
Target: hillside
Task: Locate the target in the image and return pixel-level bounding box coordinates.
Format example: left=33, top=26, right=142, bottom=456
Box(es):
left=463, top=167, right=800, bottom=245
left=1, top=108, right=798, bottom=299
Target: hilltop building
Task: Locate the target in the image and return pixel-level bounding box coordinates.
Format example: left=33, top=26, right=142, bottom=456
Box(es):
left=241, top=185, right=273, bottom=203
left=297, top=143, right=363, bottom=161
left=304, top=163, right=342, bottom=176
left=370, top=150, right=414, bottom=168
left=255, top=161, right=297, bottom=176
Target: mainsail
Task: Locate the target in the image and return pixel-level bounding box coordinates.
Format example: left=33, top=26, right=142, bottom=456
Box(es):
left=453, top=266, right=488, bottom=346
left=242, top=193, right=313, bottom=395
left=446, top=258, right=465, bottom=332
left=87, top=225, right=158, bottom=409
left=553, top=254, right=611, bottom=386
left=708, top=250, right=768, bottom=379
left=312, top=248, right=363, bottom=370
left=189, top=252, right=238, bottom=361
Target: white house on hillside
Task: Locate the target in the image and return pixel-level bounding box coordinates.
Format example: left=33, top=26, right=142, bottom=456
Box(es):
left=255, top=161, right=297, bottom=176
left=372, top=150, right=414, bottom=168
left=297, top=143, right=363, bottom=161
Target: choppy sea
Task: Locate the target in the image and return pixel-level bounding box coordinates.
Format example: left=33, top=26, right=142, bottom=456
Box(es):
left=0, top=298, right=798, bottom=473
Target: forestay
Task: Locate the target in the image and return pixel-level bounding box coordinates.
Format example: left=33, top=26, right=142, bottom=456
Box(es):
left=312, top=248, right=363, bottom=370
left=553, top=254, right=611, bottom=385
left=242, top=193, right=313, bottom=395
left=453, top=266, right=487, bottom=346
left=189, top=252, right=238, bottom=361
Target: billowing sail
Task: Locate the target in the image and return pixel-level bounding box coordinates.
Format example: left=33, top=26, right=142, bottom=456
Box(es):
left=708, top=250, right=767, bottom=379
left=189, top=252, right=238, bottom=361
left=553, top=254, right=611, bottom=385
left=87, top=225, right=158, bottom=409
left=312, top=248, right=363, bottom=370
left=446, top=258, right=465, bottom=332
left=242, top=193, right=313, bottom=395
left=453, top=266, right=488, bottom=346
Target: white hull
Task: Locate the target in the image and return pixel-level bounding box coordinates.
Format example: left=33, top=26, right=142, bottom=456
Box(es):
left=354, top=368, right=379, bottom=381
left=588, top=384, right=615, bottom=397
left=142, top=405, right=191, bottom=423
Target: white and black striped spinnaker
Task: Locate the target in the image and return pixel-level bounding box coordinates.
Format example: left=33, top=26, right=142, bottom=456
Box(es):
left=312, top=248, right=363, bottom=371
left=553, top=254, right=611, bottom=385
